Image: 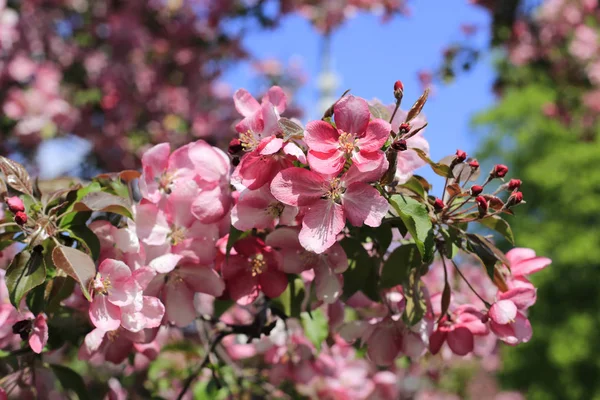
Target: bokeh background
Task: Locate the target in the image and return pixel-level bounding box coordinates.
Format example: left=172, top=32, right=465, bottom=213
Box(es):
left=1, top=0, right=598, bottom=398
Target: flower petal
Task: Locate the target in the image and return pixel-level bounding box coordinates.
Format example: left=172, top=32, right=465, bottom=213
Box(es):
left=178, top=265, right=225, bottom=297
left=233, top=89, right=260, bottom=117
left=263, top=86, right=287, bottom=114
left=447, top=326, right=474, bottom=356
left=283, top=142, right=307, bottom=164
left=299, top=200, right=345, bottom=254
left=165, top=279, right=196, bottom=327
left=270, top=167, right=326, bottom=207
left=511, top=257, right=552, bottom=277
left=357, top=119, right=391, bottom=152
left=342, top=182, right=389, bottom=227
left=489, top=300, right=518, bottom=325
left=90, top=295, right=122, bottom=331
left=140, top=296, right=165, bottom=328
left=28, top=314, right=48, bottom=354
left=307, top=150, right=346, bottom=176
left=334, top=95, right=370, bottom=135
left=304, top=120, right=340, bottom=152
left=148, top=254, right=183, bottom=274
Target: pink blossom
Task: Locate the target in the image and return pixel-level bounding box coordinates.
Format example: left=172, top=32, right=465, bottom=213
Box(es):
left=430, top=305, right=488, bottom=356
left=90, top=259, right=164, bottom=333
left=79, top=327, right=157, bottom=365
left=304, top=95, right=390, bottom=176
left=266, top=227, right=348, bottom=303
left=231, top=185, right=298, bottom=231
left=270, top=164, right=389, bottom=253
left=28, top=314, right=48, bottom=354
left=221, top=237, right=288, bottom=305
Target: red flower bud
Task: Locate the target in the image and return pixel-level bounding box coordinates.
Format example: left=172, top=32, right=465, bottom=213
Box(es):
left=468, top=159, right=479, bottom=169
left=433, top=198, right=445, bottom=212
left=492, top=164, right=509, bottom=178
left=394, top=80, right=404, bottom=93
left=508, top=179, right=522, bottom=191
left=5, top=196, right=25, bottom=213
left=455, top=149, right=467, bottom=162
left=475, top=195, right=488, bottom=214
left=470, top=185, right=484, bottom=196
left=510, top=191, right=523, bottom=205
left=14, top=211, right=27, bottom=226
left=227, top=138, right=243, bottom=155
left=393, top=80, right=404, bottom=100
left=399, top=122, right=411, bottom=133
left=391, top=139, right=408, bottom=151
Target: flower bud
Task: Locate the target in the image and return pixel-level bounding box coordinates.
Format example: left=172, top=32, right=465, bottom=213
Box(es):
left=506, top=191, right=523, bottom=207
left=393, top=80, right=404, bottom=100
left=455, top=149, right=467, bottom=163
left=433, top=198, right=445, bottom=212
left=14, top=211, right=27, bottom=226
left=475, top=195, right=488, bottom=215
left=227, top=138, right=243, bottom=155
left=468, top=159, right=479, bottom=169
left=391, top=139, right=408, bottom=151
left=492, top=164, right=509, bottom=178
left=5, top=196, right=25, bottom=213
left=470, top=185, right=483, bottom=196
left=508, top=179, right=522, bottom=191
left=399, top=122, right=411, bottom=134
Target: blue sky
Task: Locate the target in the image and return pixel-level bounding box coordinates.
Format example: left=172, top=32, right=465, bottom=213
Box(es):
left=223, top=0, right=496, bottom=187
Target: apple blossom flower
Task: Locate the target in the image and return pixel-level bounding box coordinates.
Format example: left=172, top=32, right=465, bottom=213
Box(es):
left=270, top=163, right=389, bottom=253
left=231, top=185, right=298, bottom=231
left=304, top=95, right=390, bottom=176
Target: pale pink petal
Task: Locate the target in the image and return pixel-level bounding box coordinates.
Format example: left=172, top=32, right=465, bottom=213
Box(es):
left=259, top=137, right=284, bottom=155
left=167, top=143, right=195, bottom=174
left=140, top=143, right=170, bottom=202
left=283, top=142, right=307, bottom=164
left=108, top=278, right=139, bottom=307
left=491, top=312, right=532, bottom=345
left=233, top=89, right=260, bottom=117
left=28, top=314, right=48, bottom=354
left=261, top=101, right=282, bottom=136
left=265, top=226, right=301, bottom=249
left=167, top=179, right=200, bottom=228
left=90, top=296, right=122, bottom=331
left=231, top=188, right=274, bottom=231
left=357, top=119, right=391, bottom=151
left=367, top=321, right=402, bottom=366
left=489, top=300, right=518, bottom=325
left=263, top=86, right=287, bottom=114
left=334, top=95, right=370, bottom=134
left=99, top=259, right=132, bottom=282
left=299, top=200, right=345, bottom=254
left=511, top=257, right=552, bottom=277
left=342, top=182, right=389, bottom=227
left=279, top=204, right=299, bottom=226
left=132, top=267, right=156, bottom=289
left=258, top=269, right=288, bottom=299
left=402, top=331, right=427, bottom=359
left=304, top=120, right=340, bottom=152
left=178, top=265, right=225, bottom=297
left=233, top=152, right=284, bottom=190
left=505, top=248, right=537, bottom=265
left=135, top=203, right=170, bottom=246
left=191, top=184, right=229, bottom=223
left=83, top=328, right=107, bottom=353
left=339, top=320, right=372, bottom=344
left=270, top=167, right=326, bottom=206
left=187, top=141, right=230, bottom=181
left=165, top=280, right=196, bottom=327
left=352, top=150, right=386, bottom=174
left=325, top=242, right=349, bottom=273
left=447, top=327, right=474, bottom=355
left=140, top=296, right=165, bottom=328
left=499, top=287, right=537, bottom=310
left=314, top=264, right=342, bottom=303
left=307, top=150, right=346, bottom=176
left=148, top=254, right=183, bottom=274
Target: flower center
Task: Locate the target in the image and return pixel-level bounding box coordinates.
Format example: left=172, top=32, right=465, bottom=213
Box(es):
left=338, top=132, right=357, bottom=154
left=300, top=251, right=318, bottom=268
left=170, top=226, right=186, bottom=245
left=239, top=130, right=260, bottom=151
left=325, top=178, right=344, bottom=202
left=266, top=202, right=285, bottom=218
left=158, top=172, right=174, bottom=194
left=250, top=253, right=267, bottom=277
left=93, top=274, right=111, bottom=295
left=107, top=330, right=118, bottom=342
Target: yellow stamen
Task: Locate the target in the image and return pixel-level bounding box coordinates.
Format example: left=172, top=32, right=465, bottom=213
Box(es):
left=250, top=254, right=267, bottom=277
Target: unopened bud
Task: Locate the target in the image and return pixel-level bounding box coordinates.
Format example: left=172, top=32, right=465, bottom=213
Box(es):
left=228, top=138, right=243, bottom=155
left=391, top=139, right=408, bottom=151
left=492, top=164, right=509, bottom=178
left=508, top=179, right=522, bottom=191
left=475, top=195, right=488, bottom=215
left=14, top=211, right=27, bottom=226
left=455, top=149, right=467, bottom=163
left=5, top=196, right=25, bottom=213
left=399, top=122, right=411, bottom=134
left=393, top=80, right=404, bottom=100
left=468, top=159, right=480, bottom=169
left=507, top=191, right=523, bottom=207
left=470, top=185, right=484, bottom=196
left=433, top=198, right=445, bottom=212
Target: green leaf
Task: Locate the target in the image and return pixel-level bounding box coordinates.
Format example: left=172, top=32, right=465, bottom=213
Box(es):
left=411, top=148, right=454, bottom=178
left=45, top=276, right=75, bottom=313
left=225, top=226, right=251, bottom=259
left=440, top=228, right=463, bottom=259
left=477, top=215, right=515, bottom=244
left=273, top=276, right=305, bottom=318
left=389, top=194, right=435, bottom=262
left=6, top=247, right=46, bottom=309
left=52, top=245, right=97, bottom=301
left=465, top=233, right=510, bottom=279
left=50, top=364, right=89, bottom=400
left=380, top=243, right=422, bottom=289
left=340, top=238, right=378, bottom=300
left=26, top=282, right=47, bottom=315
left=398, top=176, right=428, bottom=199
left=64, top=225, right=101, bottom=261
left=300, top=309, right=329, bottom=351
left=73, top=191, right=133, bottom=219
left=403, top=277, right=426, bottom=326
left=278, top=117, right=305, bottom=140
left=368, top=103, right=392, bottom=121
left=370, top=224, right=393, bottom=256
